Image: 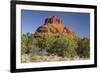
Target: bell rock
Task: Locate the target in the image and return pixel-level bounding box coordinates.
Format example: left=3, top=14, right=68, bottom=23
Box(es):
left=34, top=16, right=78, bottom=40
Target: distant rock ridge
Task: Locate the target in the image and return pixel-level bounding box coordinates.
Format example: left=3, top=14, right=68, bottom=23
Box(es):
left=34, top=16, right=78, bottom=39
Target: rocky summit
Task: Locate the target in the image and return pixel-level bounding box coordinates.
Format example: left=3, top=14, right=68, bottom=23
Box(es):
left=34, top=16, right=78, bottom=39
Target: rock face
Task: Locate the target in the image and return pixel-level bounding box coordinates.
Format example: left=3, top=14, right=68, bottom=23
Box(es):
left=34, top=16, right=77, bottom=39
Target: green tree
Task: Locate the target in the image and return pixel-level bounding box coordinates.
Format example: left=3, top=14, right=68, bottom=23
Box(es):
left=50, top=36, right=78, bottom=57
left=64, top=38, right=78, bottom=57
left=37, top=33, right=55, bottom=52
left=21, top=33, right=38, bottom=54
left=21, top=34, right=29, bottom=54
left=77, top=38, right=90, bottom=58
left=50, top=36, right=68, bottom=57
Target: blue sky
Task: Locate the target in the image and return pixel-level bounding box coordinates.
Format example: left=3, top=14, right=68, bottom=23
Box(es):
left=21, top=10, right=90, bottom=37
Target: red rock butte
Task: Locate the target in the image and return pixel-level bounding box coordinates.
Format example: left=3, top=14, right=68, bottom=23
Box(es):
left=34, top=16, right=78, bottom=39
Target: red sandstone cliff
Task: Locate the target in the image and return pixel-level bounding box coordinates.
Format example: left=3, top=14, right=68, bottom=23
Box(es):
left=34, top=16, right=78, bottom=39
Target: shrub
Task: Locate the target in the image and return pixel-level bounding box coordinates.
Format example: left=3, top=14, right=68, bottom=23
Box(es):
left=77, top=38, right=90, bottom=58
left=21, top=33, right=39, bottom=54
left=37, top=33, right=55, bottom=51
left=49, top=36, right=67, bottom=56
left=21, top=34, right=29, bottom=54
left=64, top=38, right=78, bottom=57
left=50, top=36, right=78, bottom=57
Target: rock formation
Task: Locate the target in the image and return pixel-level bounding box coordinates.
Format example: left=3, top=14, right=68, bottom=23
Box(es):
left=34, top=16, right=78, bottom=39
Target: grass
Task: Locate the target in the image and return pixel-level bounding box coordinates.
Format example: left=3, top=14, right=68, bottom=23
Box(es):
left=21, top=54, right=88, bottom=63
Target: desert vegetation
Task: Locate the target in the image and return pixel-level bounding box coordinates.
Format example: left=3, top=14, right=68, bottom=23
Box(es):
left=21, top=32, right=90, bottom=63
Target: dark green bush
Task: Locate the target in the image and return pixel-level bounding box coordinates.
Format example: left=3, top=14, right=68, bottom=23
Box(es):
left=77, top=38, right=90, bottom=58
left=64, top=38, right=78, bottom=57
left=21, top=34, right=29, bottom=54
left=49, top=36, right=67, bottom=56
left=21, top=33, right=38, bottom=54
left=49, top=36, right=78, bottom=57
left=37, top=33, right=55, bottom=51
